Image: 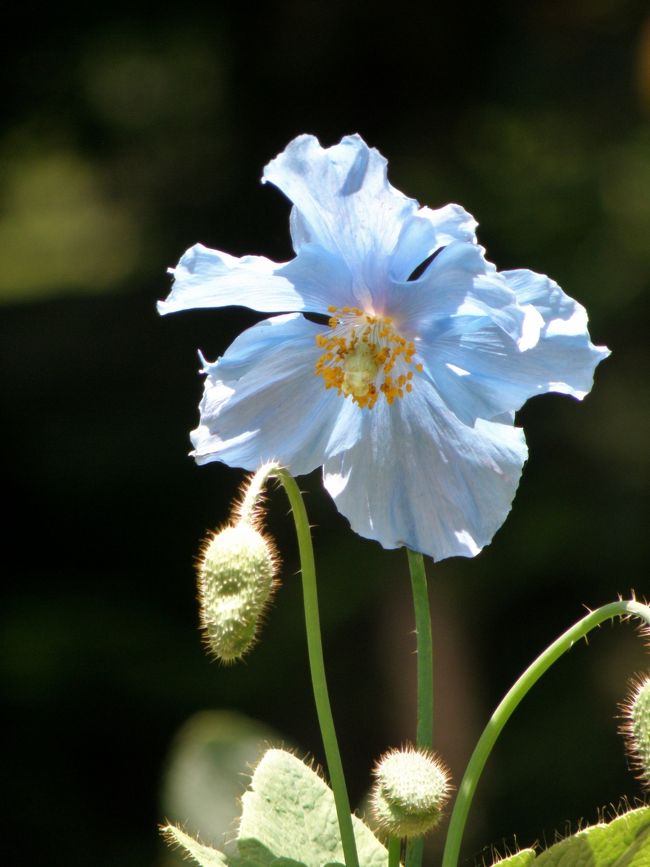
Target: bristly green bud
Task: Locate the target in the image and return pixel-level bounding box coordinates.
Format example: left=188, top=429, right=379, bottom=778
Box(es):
left=197, top=463, right=280, bottom=664
left=622, top=676, right=650, bottom=787
left=370, top=746, right=451, bottom=838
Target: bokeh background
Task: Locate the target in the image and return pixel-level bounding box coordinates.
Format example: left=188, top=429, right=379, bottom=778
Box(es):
left=3, top=2, right=649, bottom=865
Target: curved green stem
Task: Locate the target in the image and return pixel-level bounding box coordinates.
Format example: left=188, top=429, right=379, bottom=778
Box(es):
left=441, top=599, right=650, bottom=867
left=237, top=460, right=279, bottom=524
left=406, top=549, right=433, bottom=867
left=276, top=470, right=359, bottom=867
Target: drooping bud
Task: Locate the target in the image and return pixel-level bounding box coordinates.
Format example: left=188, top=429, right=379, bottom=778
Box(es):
left=197, top=463, right=280, bottom=663
left=622, top=676, right=650, bottom=787
left=370, top=746, right=451, bottom=838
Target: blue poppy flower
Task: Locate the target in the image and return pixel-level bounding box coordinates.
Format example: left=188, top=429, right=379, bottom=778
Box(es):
left=159, top=134, right=609, bottom=561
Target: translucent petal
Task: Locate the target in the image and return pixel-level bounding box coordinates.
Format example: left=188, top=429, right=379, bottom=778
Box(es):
left=191, top=314, right=362, bottom=475
left=418, top=269, right=610, bottom=425
left=387, top=241, right=538, bottom=348
left=389, top=203, right=478, bottom=282
left=263, top=134, right=417, bottom=305
left=323, top=379, right=528, bottom=561
left=159, top=242, right=354, bottom=317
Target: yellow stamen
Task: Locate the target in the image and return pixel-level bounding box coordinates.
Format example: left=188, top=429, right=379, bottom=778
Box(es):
left=314, top=306, right=423, bottom=409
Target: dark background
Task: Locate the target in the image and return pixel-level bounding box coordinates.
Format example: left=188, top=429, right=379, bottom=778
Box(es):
left=3, top=2, right=649, bottom=865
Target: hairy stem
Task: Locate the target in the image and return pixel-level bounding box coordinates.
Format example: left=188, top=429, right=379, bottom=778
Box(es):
left=406, top=549, right=433, bottom=867
left=442, top=599, right=650, bottom=867
left=237, top=460, right=279, bottom=524
left=276, top=470, right=359, bottom=867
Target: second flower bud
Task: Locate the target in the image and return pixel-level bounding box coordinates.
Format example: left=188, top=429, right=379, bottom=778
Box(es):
left=371, top=746, right=451, bottom=838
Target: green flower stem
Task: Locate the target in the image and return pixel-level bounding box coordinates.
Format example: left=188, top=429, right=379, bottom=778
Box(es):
left=441, top=599, right=650, bottom=867
left=405, top=836, right=423, bottom=867
left=276, top=470, right=359, bottom=867
left=388, top=837, right=402, bottom=867
left=406, top=549, right=433, bottom=867
left=408, top=549, right=434, bottom=748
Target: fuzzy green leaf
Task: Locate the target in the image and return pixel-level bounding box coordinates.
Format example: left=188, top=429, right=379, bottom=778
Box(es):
left=162, top=749, right=388, bottom=867
left=536, top=806, right=650, bottom=866
left=491, top=850, right=536, bottom=866
left=162, top=824, right=229, bottom=867
left=238, top=748, right=388, bottom=867
left=490, top=806, right=650, bottom=866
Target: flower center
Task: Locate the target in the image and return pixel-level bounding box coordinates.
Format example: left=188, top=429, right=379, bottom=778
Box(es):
left=315, top=306, right=423, bottom=409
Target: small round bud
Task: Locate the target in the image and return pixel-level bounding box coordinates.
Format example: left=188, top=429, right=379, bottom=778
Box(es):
left=197, top=521, right=278, bottom=663
left=622, top=676, right=650, bottom=787
left=371, top=747, right=451, bottom=838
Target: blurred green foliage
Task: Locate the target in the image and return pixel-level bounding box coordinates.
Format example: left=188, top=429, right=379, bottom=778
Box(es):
left=2, top=2, right=649, bottom=866
left=160, top=711, right=289, bottom=865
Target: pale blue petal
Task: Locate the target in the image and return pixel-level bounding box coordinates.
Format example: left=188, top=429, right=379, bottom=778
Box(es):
left=158, top=242, right=355, bottom=317
left=503, top=268, right=582, bottom=321
left=417, top=269, right=610, bottom=425
left=387, top=241, right=540, bottom=348
left=502, top=268, right=611, bottom=394
left=159, top=244, right=299, bottom=315
left=200, top=312, right=314, bottom=379
left=191, top=314, right=362, bottom=475
left=389, top=204, right=478, bottom=282
left=289, top=206, right=313, bottom=253
left=323, top=379, right=528, bottom=561
left=263, top=134, right=417, bottom=304
left=277, top=243, right=356, bottom=312
left=388, top=241, right=494, bottom=321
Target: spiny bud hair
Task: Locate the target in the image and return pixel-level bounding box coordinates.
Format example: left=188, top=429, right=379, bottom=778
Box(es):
left=621, top=675, right=650, bottom=788
left=370, top=746, right=451, bottom=838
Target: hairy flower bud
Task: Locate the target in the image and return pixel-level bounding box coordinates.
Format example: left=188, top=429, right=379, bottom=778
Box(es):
left=623, top=676, right=650, bottom=787
left=197, top=464, right=280, bottom=663
left=198, top=521, right=277, bottom=663
left=371, top=746, right=451, bottom=838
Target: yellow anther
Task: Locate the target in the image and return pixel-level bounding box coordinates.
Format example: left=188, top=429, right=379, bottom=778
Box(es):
left=314, top=305, right=423, bottom=409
